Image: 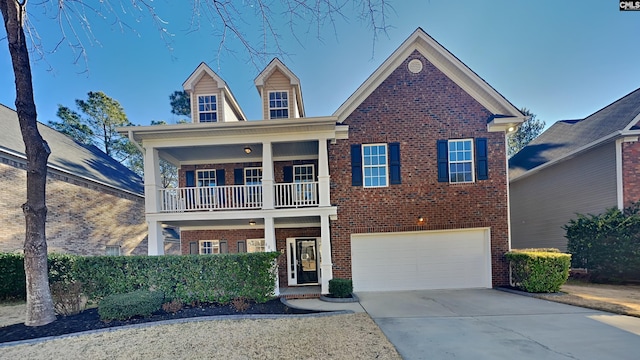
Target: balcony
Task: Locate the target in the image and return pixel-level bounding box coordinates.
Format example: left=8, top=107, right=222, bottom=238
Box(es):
left=159, top=182, right=319, bottom=212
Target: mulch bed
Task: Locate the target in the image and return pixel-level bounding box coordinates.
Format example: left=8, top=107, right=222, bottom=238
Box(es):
left=0, top=299, right=317, bottom=344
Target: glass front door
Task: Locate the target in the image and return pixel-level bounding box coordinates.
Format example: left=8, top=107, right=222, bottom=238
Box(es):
left=287, top=238, right=319, bottom=285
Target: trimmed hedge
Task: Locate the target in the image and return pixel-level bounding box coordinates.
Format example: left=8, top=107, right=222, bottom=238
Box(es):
left=328, top=278, right=353, bottom=298
left=0, top=253, right=77, bottom=300
left=0, top=253, right=26, bottom=300
left=0, top=252, right=280, bottom=304
left=564, top=204, right=640, bottom=282
left=505, top=250, right=571, bottom=293
left=99, top=290, right=164, bottom=321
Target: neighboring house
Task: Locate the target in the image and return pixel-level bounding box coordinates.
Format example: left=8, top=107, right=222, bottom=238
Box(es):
left=509, top=88, right=640, bottom=251
left=120, top=28, right=524, bottom=294
left=0, top=104, right=179, bottom=255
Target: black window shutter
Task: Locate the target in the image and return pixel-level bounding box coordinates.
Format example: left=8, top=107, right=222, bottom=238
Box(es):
left=186, top=170, right=195, bottom=187
left=351, top=144, right=363, bottom=186
left=389, top=142, right=401, bottom=184
left=476, top=138, right=489, bottom=180
left=234, top=168, right=244, bottom=185
left=437, top=140, right=449, bottom=182
left=216, top=169, right=225, bottom=186
left=283, top=166, right=293, bottom=183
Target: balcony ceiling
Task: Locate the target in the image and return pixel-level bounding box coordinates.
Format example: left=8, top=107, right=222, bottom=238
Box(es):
left=159, top=140, right=319, bottom=164
left=164, top=216, right=321, bottom=229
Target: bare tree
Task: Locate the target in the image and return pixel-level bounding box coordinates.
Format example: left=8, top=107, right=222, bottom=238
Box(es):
left=1, top=0, right=56, bottom=326
left=1, top=0, right=391, bottom=326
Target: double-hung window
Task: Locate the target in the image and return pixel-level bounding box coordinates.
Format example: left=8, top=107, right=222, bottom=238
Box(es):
left=105, top=245, right=121, bottom=256
left=247, top=239, right=266, bottom=253
left=362, top=144, right=388, bottom=188
left=294, top=164, right=315, bottom=203
left=269, top=91, right=289, bottom=119
left=245, top=167, right=263, bottom=206
left=199, top=240, right=220, bottom=254
left=196, top=170, right=216, bottom=206
left=198, top=95, right=217, bottom=122
left=448, top=139, right=474, bottom=183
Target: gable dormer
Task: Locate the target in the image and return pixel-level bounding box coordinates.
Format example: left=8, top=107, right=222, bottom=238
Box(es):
left=254, top=58, right=305, bottom=119
left=183, top=63, right=246, bottom=123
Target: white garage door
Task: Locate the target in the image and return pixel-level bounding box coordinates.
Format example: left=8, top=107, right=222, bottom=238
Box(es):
left=351, top=228, right=491, bottom=292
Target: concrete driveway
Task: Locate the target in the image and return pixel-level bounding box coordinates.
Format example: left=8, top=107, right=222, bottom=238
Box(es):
left=358, top=289, right=640, bottom=360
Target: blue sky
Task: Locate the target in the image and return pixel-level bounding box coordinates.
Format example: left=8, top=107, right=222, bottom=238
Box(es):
left=1, top=1, right=639, bottom=129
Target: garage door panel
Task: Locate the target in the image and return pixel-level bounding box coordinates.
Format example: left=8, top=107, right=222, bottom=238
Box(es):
left=351, top=229, right=491, bottom=292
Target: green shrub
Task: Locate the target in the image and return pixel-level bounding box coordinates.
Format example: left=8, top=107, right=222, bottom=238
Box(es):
left=0, top=253, right=26, bottom=300
left=564, top=203, right=640, bottom=282
left=512, top=248, right=561, bottom=253
left=0, top=251, right=280, bottom=304
left=505, top=250, right=571, bottom=293
left=73, top=252, right=280, bottom=304
left=99, top=290, right=164, bottom=321
left=328, top=278, right=353, bottom=298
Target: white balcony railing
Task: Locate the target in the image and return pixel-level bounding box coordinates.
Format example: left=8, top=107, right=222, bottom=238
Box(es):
left=274, top=182, right=318, bottom=208
left=159, top=182, right=318, bottom=212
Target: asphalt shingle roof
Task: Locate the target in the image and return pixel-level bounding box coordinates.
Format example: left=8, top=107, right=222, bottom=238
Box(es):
left=0, top=104, right=143, bottom=195
left=509, top=88, right=640, bottom=180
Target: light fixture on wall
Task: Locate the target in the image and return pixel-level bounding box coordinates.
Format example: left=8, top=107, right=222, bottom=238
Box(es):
left=249, top=220, right=256, bottom=226
left=244, top=146, right=252, bottom=154
left=507, top=126, right=515, bottom=133
left=417, top=216, right=425, bottom=225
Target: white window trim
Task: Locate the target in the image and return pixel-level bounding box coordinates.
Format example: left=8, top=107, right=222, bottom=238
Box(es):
left=199, top=240, right=220, bottom=255
left=293, top=164, right=314, bottom=182
left=448, top=138, right=475, bottom=184
left=268, top=91, right=289, bottom=119
left=244, top=167, right=263, bottom=184
left=197, top=94, right=218, bottom=123
left=362, top=143, right=389, bottom=188
left=247, top=238, right=266, bottom=253
left=196, top=169, right=217, bottom=187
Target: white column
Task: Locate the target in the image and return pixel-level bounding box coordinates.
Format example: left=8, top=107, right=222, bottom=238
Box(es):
left=262, top=141, right=275, bottom=210
left=318, top=138, right=331, bottom=207
left=264, top=215, right=279, bottom=295
left=147, top=220, right=164, bottom=255
left=320, top=214, right=333, bottom=294
left=143, top=147, right=161, bottom=213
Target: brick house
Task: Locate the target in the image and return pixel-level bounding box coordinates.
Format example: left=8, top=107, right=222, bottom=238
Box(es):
left=0, top=104, right=179, bottom=255
left=509, top=88, right=640, bottom=251
left=121, top=28, right=524, bottom=294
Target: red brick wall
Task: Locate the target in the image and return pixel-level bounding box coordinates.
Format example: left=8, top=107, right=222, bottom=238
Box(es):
left=328, top=50, right=510, bottom=287
left=623, top=140, right=640, bottom=207
left=181, top=227, right=321, bottom=288
left=0, top=156, right=157, bottom=255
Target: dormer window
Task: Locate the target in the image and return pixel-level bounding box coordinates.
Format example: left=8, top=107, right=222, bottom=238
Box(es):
left=198, top=95, right=217, bottom=122
left=269, top=91, right=289, bottom=119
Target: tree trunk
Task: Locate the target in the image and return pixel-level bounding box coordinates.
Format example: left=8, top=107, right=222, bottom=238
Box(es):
left=0, top=0, right=56, bottom=326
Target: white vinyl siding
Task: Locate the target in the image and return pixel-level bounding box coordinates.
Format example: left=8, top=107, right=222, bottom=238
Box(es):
left=510, top=142, right=618, bottom=251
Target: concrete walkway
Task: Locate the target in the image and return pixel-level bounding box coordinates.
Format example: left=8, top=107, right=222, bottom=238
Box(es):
left=287, top=289, right=640, bottom=360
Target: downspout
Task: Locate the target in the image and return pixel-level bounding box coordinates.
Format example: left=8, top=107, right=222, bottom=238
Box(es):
left=128, top=130, right=145, bottom=154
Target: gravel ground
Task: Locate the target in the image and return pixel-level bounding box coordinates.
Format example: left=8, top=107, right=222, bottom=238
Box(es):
left=0, top=313, right=400, bottom=359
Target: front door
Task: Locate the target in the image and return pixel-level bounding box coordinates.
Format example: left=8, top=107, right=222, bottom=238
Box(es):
left=287, top=238, right=319, bottom=285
